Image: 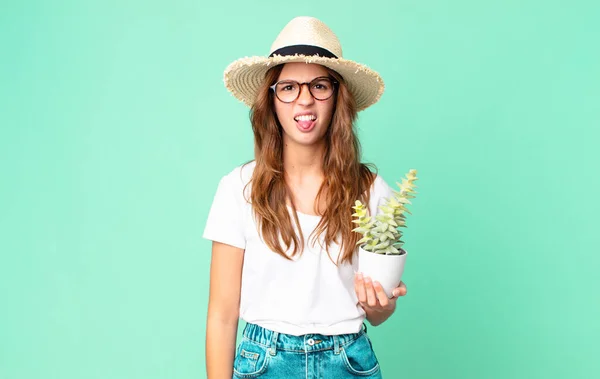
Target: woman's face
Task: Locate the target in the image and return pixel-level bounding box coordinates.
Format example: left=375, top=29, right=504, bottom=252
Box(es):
left=273, top=63, right=336, bottom=147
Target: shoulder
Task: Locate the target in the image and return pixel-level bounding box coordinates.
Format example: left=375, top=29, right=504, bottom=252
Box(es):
left=218, top=159, right=256, bottom=200
left=222, top=159, right=255, bottom=182
left=368, top=172, right=395, bottom=216
left=371, top=172, right=394, bottom=198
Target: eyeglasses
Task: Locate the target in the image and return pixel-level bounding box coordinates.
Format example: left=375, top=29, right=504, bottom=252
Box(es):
left=269, top=76, right=338, bottom=103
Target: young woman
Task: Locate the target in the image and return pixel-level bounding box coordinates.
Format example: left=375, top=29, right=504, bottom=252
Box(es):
left=203, top=16, right=407, bottom=378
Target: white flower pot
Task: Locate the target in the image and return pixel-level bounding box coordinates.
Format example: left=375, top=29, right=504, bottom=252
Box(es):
left=357, top=245, right=407, bottom=298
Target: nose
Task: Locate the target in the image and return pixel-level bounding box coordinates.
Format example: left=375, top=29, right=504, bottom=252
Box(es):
left=296, top=83, right=315, bottom=105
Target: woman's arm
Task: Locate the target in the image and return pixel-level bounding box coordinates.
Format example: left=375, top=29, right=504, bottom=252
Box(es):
left=206, top=241, right=244, bottom=379
left=354, top=273, right=408, bottom=326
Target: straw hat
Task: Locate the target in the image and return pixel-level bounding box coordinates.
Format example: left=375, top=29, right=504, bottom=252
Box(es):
left=223, top=16, right=385, bottom=112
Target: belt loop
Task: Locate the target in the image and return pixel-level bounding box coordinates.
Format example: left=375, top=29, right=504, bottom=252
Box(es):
left=362, top=322, right=368, bottom=334
left=243, top=322, right=250, bottom=338
left=269, top=331, right=279, bottom=356
left=333, top=335, right=340, bottom=355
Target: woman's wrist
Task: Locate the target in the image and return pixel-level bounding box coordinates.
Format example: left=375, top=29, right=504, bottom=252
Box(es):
left=364, top=299, right=397, bottom=326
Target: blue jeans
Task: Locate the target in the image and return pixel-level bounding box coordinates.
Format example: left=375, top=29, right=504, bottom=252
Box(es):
left=233, top=322, right=383, bottom=378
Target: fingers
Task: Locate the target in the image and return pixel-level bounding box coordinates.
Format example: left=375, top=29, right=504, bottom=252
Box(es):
left=354, top=272, right=367, bottom=305
left=355, top=273, right=378, bottom=308
left=356, top=274, right=407, bottom=311
left=389, top=282, right=407, bottom=299
left=363, top=276, right=378, bottom=307
left=396, top=281, right=407, bottom=296
left=373, top=281, right=390, bottom=308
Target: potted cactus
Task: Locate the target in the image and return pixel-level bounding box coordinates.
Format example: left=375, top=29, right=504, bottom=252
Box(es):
left=352, top=169, right=418, bottom=298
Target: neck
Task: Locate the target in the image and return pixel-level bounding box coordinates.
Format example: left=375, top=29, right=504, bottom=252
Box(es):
left=282, top=139, right=325, bottom=181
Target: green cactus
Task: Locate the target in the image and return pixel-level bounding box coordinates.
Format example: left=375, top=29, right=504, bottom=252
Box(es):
left=352, top=169, right=418, bottom=255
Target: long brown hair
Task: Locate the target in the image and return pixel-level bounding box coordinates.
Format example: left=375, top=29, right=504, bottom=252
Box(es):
left=241, top=64, right=378, bottom=265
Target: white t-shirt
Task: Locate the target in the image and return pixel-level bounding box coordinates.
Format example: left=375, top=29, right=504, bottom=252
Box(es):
left=202, top=160, right=394, bottom=336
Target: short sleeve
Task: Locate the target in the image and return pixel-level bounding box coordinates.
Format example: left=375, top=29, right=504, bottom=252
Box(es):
left=202, top=173, right=246, bottom=250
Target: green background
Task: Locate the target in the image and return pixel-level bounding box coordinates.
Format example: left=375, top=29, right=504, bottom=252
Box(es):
left=1, top=0, right=598, bottom=378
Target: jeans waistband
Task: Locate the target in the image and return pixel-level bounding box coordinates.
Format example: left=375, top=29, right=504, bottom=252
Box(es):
left=242, top=322, right=368, bottom=356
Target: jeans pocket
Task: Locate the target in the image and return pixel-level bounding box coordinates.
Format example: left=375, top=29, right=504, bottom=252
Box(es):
left=340, top=334, right=381, bottom=377
left=233, top=338, right=270, bottom=378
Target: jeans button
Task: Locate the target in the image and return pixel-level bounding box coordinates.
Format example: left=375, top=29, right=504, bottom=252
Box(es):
left=307, top=338, right=315, bottom=346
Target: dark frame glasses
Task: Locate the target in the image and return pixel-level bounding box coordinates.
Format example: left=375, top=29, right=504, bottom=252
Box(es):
left=269, top=76, right=338, bottom=103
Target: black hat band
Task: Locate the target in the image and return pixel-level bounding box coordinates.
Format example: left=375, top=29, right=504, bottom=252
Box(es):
left=269, top=44, right=338, bottom=59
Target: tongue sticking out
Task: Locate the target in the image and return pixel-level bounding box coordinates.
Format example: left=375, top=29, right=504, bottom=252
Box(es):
left=296, top=120, right=315, bottom=129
